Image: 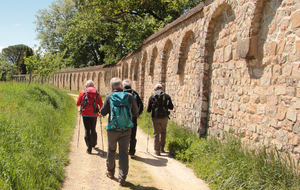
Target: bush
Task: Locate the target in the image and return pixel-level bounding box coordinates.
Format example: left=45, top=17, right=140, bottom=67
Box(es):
left=0, top=83, right=78, bottom=190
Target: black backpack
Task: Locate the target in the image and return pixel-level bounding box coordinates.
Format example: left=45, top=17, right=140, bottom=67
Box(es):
left=152, top=90, right=168, bottom=118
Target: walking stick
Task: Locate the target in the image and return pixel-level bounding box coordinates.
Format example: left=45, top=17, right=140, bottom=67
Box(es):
left=77, top=113, right=81, bottom=148
left=146, top=112, right=150, bottom=153
left=100, top=116, right=104, bottom=155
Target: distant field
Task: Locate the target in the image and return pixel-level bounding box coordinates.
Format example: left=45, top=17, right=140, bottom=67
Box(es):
left=0, top=82, right=77, bottom=190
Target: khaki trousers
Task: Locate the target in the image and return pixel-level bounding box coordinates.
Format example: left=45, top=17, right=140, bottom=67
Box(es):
left=152, top=117, right=168, bottom=151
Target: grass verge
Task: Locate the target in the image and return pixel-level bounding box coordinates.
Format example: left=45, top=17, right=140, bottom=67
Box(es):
left=0, top=82, right=78, bottom=190
left=137, top=111, right=300, bottom=190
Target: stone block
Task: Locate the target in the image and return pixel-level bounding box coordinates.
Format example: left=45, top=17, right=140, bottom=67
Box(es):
left=294, top=123, right=300, bottom=134
left=290, top=135, right=299, bottom=146
left=237, top=37, right=250, bottom=58
left=275, top=87, right=287, bottom=95
left=292, top=69, right=300, bottom=78
left=269, top=41, right=277, bottom=56
left=287, top=108, right=297, bottom=122
left=267, top=96, right=278, bottom=106
left=224, top=45, right=232, bottom=62
left=296, top=41, right=300, bottom=51
left=291, top=10, right=300, bottom=30
left=247, top=124, right=256, bottom=132
left=262, top=117, right=270, bottom=127
left=261, top=78, right=271, bottom=86
left=278, top=106, right=287, bottom=121
left=275, top=130, right=288, bottom=143
left=257, top=105, right=265, bottom=116
left=280, top=19, right=290, bottom=31
left=266, top=106, right=278, bottom=118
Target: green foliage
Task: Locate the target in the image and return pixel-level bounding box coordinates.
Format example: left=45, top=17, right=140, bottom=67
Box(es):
left=137, top=111, right=300, bottom=189
left=24, top=49, right=67, bottom=83
left=0, top=61, right=16, bottom=81
left=35, top=0, right=77, bottom=52
left=1, top=44, right=33, bottom=74
left=0, top=83, right=77, bottom=190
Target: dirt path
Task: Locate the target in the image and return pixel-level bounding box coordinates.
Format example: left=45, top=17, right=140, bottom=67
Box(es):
left=62, top=94, right=210, bottom=190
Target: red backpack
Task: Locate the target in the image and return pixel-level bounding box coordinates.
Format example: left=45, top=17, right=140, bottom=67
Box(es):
left=80, top=87, right=99, bottom=115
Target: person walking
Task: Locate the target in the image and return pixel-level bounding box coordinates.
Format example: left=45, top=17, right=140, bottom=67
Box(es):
left=100, top=77, right=138, bottom=186
left=122, top=79, right=144, bottom=158
left=147, top=83, right=173, bottom=156
left=76, top=80, right=103, bottom=154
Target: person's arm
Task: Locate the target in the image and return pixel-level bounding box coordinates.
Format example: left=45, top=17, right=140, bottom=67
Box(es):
left=147, top=96, right=152, bottom=113
left=129, top=94, right=139, bottom=117
left=97, top=92, right=103, bottom=108
left=167, top=95, right=174, bottom=110
left=76, top=90, right=84, bottom=106
left=136, top=92, right=144, bottom=115
left=100, top=94, right=111, bottom=116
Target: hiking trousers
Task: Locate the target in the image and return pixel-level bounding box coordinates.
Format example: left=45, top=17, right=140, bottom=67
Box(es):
left=129, top=117, right=138, bottom=156
left=106, top=128, right=131, bottom=181
left=82, top=117, right=97, bottom=148
left=152, top=117, right=168, bottom=152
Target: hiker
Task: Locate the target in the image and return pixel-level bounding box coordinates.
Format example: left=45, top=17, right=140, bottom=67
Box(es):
left=122, top=79, right=144, bottom=158
left=147, top=83, right=173, bottom=156
left=76, top=80, right=103, bottom=154
left=99, top=77, right=138, bottom=186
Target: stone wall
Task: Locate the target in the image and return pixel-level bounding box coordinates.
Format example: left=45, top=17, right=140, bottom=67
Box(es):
left=14, top=0, right=300, bottom=158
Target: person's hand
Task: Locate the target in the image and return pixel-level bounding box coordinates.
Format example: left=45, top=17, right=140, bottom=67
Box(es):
left=137, top=116, right=140, bottom=119
left=99, top=113, right=103, bottom=118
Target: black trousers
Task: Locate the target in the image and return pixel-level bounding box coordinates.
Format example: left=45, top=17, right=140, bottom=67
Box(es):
left=129, top=117, right=137, bottom=155
left=82, top=117, right=97, bottom=148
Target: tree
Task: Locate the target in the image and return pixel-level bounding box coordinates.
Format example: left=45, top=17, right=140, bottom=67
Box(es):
left=2, top=44, right=33, bottom=74
left=35, top=0, right=77, bottom=52
left=0, top=61, right=16, bottom=81
left=25, top=49, right=67, bottom=84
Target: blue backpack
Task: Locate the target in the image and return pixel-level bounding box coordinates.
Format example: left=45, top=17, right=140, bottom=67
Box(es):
left=106, top=92, right=133, bottom=131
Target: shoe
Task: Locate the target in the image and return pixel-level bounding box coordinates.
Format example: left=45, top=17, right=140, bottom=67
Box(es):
left=119, top=178, right=126, bottom=186
left=106, top=171, right=114, bottom=179
left=155, top=151, right=160, bottom=156
left=130, top=155, right=135, bottom=159
left=87, top=148, right=92, bottom=154
left=160, top=148, right=166, bottom=153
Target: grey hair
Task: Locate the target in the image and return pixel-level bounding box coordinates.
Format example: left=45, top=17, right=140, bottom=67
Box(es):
left=110, top=77, right=122, bottom=89
left=154, top=83, right=163, bottom=90
left=122, top=79, right=132, bottom=88
left=85, top=80, right=94, bottom=87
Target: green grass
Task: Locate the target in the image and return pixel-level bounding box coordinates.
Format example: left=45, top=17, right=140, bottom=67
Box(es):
left=137, top=111, right=300, bottom=190
left=0, top=82, right=78, bottom=190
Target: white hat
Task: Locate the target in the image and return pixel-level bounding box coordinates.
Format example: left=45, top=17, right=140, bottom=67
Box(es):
left=154, top=83, right=163, bottom=90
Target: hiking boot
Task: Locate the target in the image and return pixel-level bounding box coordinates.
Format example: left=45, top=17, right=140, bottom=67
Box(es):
left=118, top=178, right=126, bottom=186
left=130, top=155, right=135, bottom=159
left=155, top=151, right=160, bottom=156
left=160, top=148, right=166, bottom=153
left=106, top=171, right=114, bottom=179
left=87, top=147, right=92, bottom=154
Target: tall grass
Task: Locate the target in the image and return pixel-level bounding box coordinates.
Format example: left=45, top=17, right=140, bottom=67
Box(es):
left=0, top=82, right=78, bottom=190
left=137, top=111, right=300, bottom=189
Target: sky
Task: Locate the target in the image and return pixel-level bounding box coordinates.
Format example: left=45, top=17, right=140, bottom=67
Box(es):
left=0, top=0, right=55, bottom=52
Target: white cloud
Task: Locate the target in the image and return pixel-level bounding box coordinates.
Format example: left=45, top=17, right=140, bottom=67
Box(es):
left=0, top=47, right=4, bottom=53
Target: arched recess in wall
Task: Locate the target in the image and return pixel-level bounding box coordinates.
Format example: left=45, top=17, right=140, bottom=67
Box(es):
left=105, top=71, right=110, bottom=87
left=245, top=0, right=283, bottom=76
left=140, top=51, right=147, bottom=100
left=63, top=74, right=65, bottom=88
left=133, top=59, right=139, bottom=81
left=77, top=73, right=80, bottom=91
left=123, top=63, right=128, bottom=79
left=73, top=73, right=77, bottom=91
left=97, top=72, right=101, bottom=91
left=149, top=46, right=157, bottom=78
left=87, top=72, right=91, bottom=80
left=129, top=60, right=134, bottom=80
left=69, top=73, right=72, bottom=90
left=92, top=72, right=96, bottom=81
left=81, top=73, right=86, bottom=90
left=178, top=30, right=196, bottom=85
left=202, top=3, right=236, bottom=134
left=161, top=39, right=173, bottom=92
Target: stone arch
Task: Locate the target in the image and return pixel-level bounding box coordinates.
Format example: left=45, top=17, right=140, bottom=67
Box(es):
left=140, top=51, right=147, bottom=100
left=87, top=72, right=91, bottom=80
left=97, top=72, right=101, bottom=91
left=178, top=30, right=196, bottom=85
left=92, top=72, right=96, bottom=81
left=129, top=60, right=134, bottom=80
left=122, top=63, right=128, bottom=79
left=202, top=2, right=236, bottom=135
left=149, top=46, right=157, bottom=77
left=77, top=73, right=81, bottom=91
left=161, top=39, right=173, bottom=92
left=133, top=59, right=139, bottom=81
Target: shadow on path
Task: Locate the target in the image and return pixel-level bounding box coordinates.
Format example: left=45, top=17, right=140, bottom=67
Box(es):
left=133, top=154, right=168, bottom=167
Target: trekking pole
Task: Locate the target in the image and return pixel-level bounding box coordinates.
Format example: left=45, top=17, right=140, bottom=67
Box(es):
left=100, top=116, right=104, bottom=155
left=77, top=114, right=81, bottom=148
left=146, top=112, right=150, bottom=153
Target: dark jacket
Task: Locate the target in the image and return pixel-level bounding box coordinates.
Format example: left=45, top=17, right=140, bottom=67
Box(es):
left=147, top=90, right=173, bottom=118
left=100, top=89, right=139, bottom=121
left=123, top=87, right=144, bottom=117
